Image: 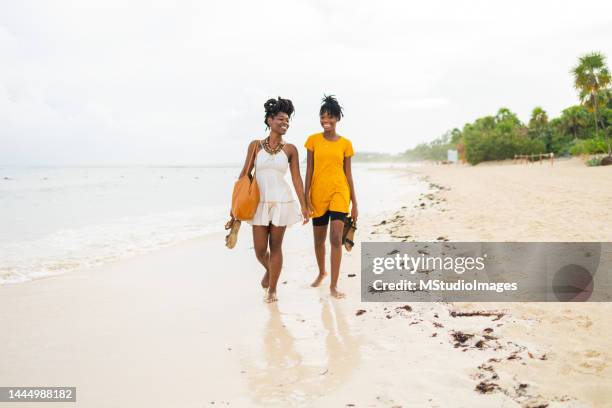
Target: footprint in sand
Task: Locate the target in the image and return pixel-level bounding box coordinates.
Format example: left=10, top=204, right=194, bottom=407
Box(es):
left=575, top=315, right=593, bottom=329
left=576, top=349, right=608, bottom=374
left=562, top=310, right=594, bottom=329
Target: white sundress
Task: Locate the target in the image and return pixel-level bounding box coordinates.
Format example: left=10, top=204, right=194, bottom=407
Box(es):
left=247, top=143, right=302, bottom=227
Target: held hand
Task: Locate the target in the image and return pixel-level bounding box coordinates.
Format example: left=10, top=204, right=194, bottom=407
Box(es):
left=351, top=204, right=358, bottom=223
left=301, top=205, right=310, bottom=225
left=306, top=199, right=315, bottom=216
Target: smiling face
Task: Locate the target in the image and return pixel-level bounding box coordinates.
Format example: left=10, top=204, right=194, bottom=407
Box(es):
left=320, top=112, right=339, bottom=133
left=267, top=112, right=290, bottom=135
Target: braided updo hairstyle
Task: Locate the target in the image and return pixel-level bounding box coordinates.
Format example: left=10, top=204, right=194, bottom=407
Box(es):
left=264, top=97, right=295, bottom=129
left=320, top=94, right=344, bottom=119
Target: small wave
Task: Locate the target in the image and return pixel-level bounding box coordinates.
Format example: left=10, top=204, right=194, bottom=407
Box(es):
left=0, top=205, right=227, bottom=285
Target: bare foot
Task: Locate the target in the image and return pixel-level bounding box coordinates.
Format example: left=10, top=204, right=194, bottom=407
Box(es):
left=264, top=289, right=278, bottom=303
left=311, top=272, right=328, bottom=287
left=261, top=269, right=269, bottom=289
left=330, top=287, right=346, bottom=299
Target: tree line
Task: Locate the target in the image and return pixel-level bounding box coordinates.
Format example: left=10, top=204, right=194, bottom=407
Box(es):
left=403, top=52, right=612, bottom=165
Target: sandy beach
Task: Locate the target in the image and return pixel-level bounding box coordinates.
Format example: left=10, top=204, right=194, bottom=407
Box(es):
left=369, top=157, right=612, bottom=407
left=1, top=158, right=611, bottom=407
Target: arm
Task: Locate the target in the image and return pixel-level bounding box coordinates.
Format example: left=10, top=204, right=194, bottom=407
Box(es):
left=304, top=149, right=314, bottom=215
left=287, top=144, right=309, bottom=224
left=238, top=140, right=258, bottom=179
left=344, top=156, right=358, bottom=222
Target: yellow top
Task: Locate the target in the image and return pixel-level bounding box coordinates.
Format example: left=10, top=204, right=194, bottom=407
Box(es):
left=304, top=133, right=354, bottom=218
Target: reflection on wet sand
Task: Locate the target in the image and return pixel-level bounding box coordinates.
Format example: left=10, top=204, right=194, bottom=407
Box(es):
left=246, top=300, right=360, bottom=406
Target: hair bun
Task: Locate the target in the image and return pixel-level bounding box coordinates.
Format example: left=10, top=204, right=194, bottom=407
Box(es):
left=320, top=94, right=344, bottom=118
left=264, top=98, right=278, bottom=113
left=263, top=96, right=295, bottom=129
left=322, top=94, right=338, bottom=104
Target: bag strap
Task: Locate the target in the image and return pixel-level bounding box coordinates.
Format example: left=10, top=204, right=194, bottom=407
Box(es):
left=246, top=140, right=262, bottom=180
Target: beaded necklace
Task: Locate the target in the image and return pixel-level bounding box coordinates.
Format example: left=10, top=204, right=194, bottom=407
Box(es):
left=262, top=136, right=285, bottom=155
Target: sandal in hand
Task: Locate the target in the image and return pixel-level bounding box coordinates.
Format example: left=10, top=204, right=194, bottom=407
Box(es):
left=342, top=217, right=357, bottom=252
left=224, top=217, right=241, bottom=249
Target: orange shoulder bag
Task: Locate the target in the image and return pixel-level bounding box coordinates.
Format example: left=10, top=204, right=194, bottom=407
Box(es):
left=231, top=141, right=260, bottom=220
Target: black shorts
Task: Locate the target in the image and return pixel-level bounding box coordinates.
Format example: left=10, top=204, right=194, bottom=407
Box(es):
left=312, top=210, right=347, bottom=226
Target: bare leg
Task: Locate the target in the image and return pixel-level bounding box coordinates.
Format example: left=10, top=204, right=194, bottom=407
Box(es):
left=265, top=225, right=286, bottom=303
left=329, top=219, right=345, bottom=299
left=311, top=224, right=328, bottom=287
left=253, top=225, right=270, bottom=288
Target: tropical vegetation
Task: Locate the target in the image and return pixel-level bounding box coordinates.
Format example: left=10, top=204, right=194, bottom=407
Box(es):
left=402, top=52, right=612, bottom=165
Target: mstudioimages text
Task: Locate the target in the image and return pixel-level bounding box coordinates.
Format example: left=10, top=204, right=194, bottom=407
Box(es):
left=372, top=253, right=487, bottom=275
left=371, top=279, right=518, bottom=293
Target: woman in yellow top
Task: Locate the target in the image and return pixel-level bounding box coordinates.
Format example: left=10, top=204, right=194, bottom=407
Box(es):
left=304, top=95, right=358, bottom=299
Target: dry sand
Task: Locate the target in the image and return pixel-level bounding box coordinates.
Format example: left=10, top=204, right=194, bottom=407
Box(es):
left=1, top=157, right=611, bottom=407
left=369, top=157, right=612, bottom=407
left=397, top=157, right=612, bottom=242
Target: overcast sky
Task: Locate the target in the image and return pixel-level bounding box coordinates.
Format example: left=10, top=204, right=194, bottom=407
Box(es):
left=1, top=0, right=611, bottom=166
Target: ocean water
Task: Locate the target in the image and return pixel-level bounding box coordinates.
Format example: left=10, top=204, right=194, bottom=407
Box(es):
left=0, top=163, right=422, bottom=284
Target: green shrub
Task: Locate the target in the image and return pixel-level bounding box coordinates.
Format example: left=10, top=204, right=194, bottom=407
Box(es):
left=586, top=156, right=602, bottom=166
left=569, top=138, right=608, bottom=155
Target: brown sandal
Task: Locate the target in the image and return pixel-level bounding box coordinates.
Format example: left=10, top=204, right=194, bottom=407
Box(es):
left=342, top=217, right=357, bottom=252
left=224, top=217, right=241, bottom=249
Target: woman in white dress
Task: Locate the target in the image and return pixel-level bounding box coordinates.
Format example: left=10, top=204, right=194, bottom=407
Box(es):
left=238, top=97, right=309, bottom=303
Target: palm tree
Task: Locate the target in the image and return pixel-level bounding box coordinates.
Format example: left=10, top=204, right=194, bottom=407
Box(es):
left=495, top=107, right=521, bottom=126
left=528, top=107, right=550, bottom=152
left=571, top=52, right=611, bottom=155
left=560, top=105, right=587, bottom=140
left=529, top=106, right=549, bottom=130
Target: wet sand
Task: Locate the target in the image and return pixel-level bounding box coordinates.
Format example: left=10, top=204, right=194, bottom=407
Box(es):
left=0, top=232, right=518, bottom=407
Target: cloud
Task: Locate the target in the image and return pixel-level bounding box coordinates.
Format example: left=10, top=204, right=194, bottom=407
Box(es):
left=1, top=0, right=611, bottom=165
